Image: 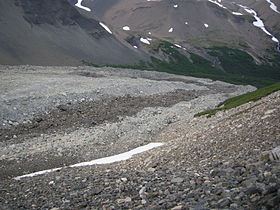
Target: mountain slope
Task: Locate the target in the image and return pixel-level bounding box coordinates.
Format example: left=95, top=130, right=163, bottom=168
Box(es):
left=0, top=0, right=147, bottom=66
left=78, top=0, right=280, bottom=87
left=0, top=0, right=279, bottom=78
left=94, top=0, right=280, bottom=53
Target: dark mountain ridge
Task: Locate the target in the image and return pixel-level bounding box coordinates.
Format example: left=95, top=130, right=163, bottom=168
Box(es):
left=0, top=0, right=147, bottom=66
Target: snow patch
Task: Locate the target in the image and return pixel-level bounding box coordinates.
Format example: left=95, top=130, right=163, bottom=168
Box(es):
left=204, top=24, right=209, bottom=28
left=133, top=46, right=138, bottom=49
left=14, top=167, right=63, bottom=180
left=232, top=12, right=243, bottom=16
left=208, top=0, right=227, bottom=9
left=174, top=44, right=182, bottom=48
left=75, top=0, right=91, bottom=12
left=185, top=21, right=188, bottom=25
left=174, top=5, right=178, bottom=8
left=99, top=22, right=113, bottom=34
left=14, top=143, right=164, bottom=180
left=122, top=26, right=130, bottom=31
left=168, top=27, right=173, bottom=33
left=71, top=143, right=163, bottom=167
left=266, top=0, right=280, bottom=14
left=239, top=5, right=279, bottom=43
left=140, top=37, right=151, bottom=45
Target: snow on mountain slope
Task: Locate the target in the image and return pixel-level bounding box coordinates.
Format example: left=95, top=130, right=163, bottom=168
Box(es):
left=85, top=0, right=280, bottom=56
left=0, top=0, right=279, bottom=66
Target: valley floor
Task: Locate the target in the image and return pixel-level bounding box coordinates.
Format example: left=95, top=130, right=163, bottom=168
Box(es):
left=0, top=66, right=279, bottom=209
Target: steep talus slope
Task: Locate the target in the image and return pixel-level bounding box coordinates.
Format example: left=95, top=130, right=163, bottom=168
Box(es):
left=0, top=65, right=254, bottom=180
left=0, top=66, right=279, bottom=209
left=0, top=0, right=146, bottom=65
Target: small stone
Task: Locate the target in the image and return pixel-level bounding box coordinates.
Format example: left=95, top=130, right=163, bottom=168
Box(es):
left=204, top=180, right=211, bottom=184
left=171, top=177, right=184, bottom=183
left=260, top=151, right=270, bottom=162
left=124, top=197, right=132, bottom=202
left=217, top=197, right=231, bottom=208
left=158, top=199, right=166, bottom=205
left=264, top=171, right=272, bottom=177
left=116, top=197, right=132, bottom=204
left=148, top=167, right=156, bottom=172
left=141, top=199, right=147, bottom=204
left=50, top=208, right=60, bottom=210
left=245, top=187, right=262, bottom=195
left=121, top=178, right=128, bottom=182
left=139, top=187, right=146, bottom=198
left=267, top=196, right=278, bottom=207
left=270, top=146, right=280, bottom=161
left=230, top=203, right=238, bottom=208
left=116, top=199, right=125, bottom=204
left=49, top=181, right=55, bottom=185
left=89, top=188, right=102, bottom=195
left=171, top=205, right=183, bottom=210
left=57, top=105, right=68, bottom=111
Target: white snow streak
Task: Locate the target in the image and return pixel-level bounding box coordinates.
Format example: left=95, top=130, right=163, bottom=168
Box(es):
left=168, top=27, right=173, bottom=33
left=204, top=23, right=209, bottom=28
left=266, top=0, right=280, bottom=14
left=75, top=0, right=91, bottom=12
left=174, top=5, right=178, bottom=8
left=122, top=26, right=130, bottom=31
left=232, top=12, right=243, bottom=16
left=140, top=37, right=151, bottom=45
left=208, top=0, right=227, bottom=9
left=14, top=167, right=63, bottom=180
left=239, top=5, right=279, bottom=43
left=14, top=143, right=163, bottom=180
left=174, top=44, right=182, bottom=48
left=99, top=22, right=113, bottom=34
left=71, top=143, right=163, bottom=167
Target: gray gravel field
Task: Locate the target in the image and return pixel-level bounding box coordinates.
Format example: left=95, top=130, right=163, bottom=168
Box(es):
left=0, top=65, right=278, bottom=209
left=0, top=65, right=256, bottom=179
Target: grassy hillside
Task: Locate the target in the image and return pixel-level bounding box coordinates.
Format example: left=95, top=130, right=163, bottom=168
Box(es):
left=195, top=82, right=280, bottom=117
left=84, top=41, right=280, bottom=88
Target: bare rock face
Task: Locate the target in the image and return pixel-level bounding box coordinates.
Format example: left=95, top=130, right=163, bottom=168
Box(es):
left=0, top=0, right=146, bottom=66
left=15, top=0, right=106, bottom=39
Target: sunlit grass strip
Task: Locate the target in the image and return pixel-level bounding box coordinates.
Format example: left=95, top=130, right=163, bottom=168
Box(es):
left=195, top=82, right=280, bottom=117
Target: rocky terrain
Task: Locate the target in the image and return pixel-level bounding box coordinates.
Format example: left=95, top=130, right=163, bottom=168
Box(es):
left=0, top=0, right=146, bottom=66
left=0, top=65, right=279, bottom=209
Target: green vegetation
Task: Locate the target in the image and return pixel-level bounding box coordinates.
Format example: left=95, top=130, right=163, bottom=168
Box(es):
left=194, top=82, right=280, bottom=117
left=148, top=43, right=279, bottom=88
left=208, top=47, right=280, bottom=80
left=84, top=41, right=280, bottom=88
left=82, top=60, right=149, bottom=70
